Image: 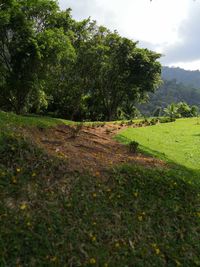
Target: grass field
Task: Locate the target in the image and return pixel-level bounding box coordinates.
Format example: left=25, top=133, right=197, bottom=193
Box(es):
left=0, top=113, right=200, bottom=266
left=117, top=118, right=200, bottom=172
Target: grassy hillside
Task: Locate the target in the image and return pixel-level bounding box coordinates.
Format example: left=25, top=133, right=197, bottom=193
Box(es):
left=116, top=118, right=200, bottom=173
left=0, top=111, right=73, bottom=128
left=0, top=113, right=200, bottom=266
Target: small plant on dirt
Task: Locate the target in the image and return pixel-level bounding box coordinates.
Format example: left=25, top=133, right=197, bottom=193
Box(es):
left=120, top=120, right=125, bottom=126
left=127, top=120, right=134, bottom=126
left=141, top=118, right=149, bottom=126
left=105, top=128, right=112, bottom=134
left=91, top=122, right=98, bottom=128
left=97, top=122, right=105, bottom=127
left=100, top=122, right=106, bottom=127
left=70, top=122, right=83, bottom=138
left=129, top=140, right=139, bottom=153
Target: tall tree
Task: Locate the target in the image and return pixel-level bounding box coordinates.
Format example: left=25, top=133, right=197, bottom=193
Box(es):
left=77, top=25, right=162, bottom=120
left=0, top=0, right=75, bottom=114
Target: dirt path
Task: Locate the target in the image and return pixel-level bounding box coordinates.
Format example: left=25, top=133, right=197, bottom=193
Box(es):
left=25, top=123, right=165, bottom=174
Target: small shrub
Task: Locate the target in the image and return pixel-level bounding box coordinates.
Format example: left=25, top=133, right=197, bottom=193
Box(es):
left=150, top=118, right=160, bottom=125
left=70, top=122, right=83, bottom=138
left=141, top=118, right=150, bottom=126
left=120, top=120, right=125, bottom=126
left=127, top=120, right=134, bottom=126
left=159, top=117, right=176, bottom=124
left=124, top=120, right=133, bottom=126
left=105, top=128, right=112, bottom=134
left=129, top=141, right=139, bottom=153
left=91, top=122, right=99, bottom=128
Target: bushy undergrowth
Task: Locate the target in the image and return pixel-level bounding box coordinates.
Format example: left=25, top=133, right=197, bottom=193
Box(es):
left=0, top=133, right=200, bottom=266
left=129, top=140, right=139, bottom=153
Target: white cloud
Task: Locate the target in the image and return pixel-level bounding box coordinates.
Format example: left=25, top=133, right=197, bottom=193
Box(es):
left=59, top=0, right=200, bottom=70
left=162, top=2, right=200, bottom=66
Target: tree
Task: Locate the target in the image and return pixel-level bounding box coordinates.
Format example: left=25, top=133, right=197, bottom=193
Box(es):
left=191, top=105, right=199, bottom=117
left=164, top=103, right=178, bottom=121
left=0, top=1, right=162, bottom=120
left=176, top=102, right=192, bottom=117
left=44, top=18, right=92, bottom=120
left=176, top=102, right=199, bottom=117
left=75, top=25, right=162, bottom=120
left=0, top=0, right=75, bottom=114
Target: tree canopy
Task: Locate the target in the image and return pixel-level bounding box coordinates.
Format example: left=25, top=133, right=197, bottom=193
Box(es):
left=0, top=0, right=162, bottom=120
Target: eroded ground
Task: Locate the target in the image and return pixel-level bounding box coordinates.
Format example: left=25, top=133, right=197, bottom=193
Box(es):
left=24, top=123, right=165, bottom=174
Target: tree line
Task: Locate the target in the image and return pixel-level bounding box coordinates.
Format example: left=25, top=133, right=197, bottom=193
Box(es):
left=138, top=79, right=200, bottom=116
left=0, top=0, right=162, bottom=121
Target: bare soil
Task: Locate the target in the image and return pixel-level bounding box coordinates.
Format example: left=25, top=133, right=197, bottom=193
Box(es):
left=24, top=123, right=166, bottom=175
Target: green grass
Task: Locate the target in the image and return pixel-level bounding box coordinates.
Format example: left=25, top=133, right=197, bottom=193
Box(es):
left=1, top=113, right=200, bottom=266
left=0, top=111, right=73, bottom=129
left=0, top=111, right=142, bottom=130
left=0, top=133, right=200, bottom=266
left=116, top=118, right=200, bottom=171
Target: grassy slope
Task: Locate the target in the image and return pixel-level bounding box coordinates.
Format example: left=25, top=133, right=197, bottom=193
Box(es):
left=0, top=113, right=200, bottom=266
left=117, top=118, right=200, bottom=171
left=0, top=111, right=73, bottom=128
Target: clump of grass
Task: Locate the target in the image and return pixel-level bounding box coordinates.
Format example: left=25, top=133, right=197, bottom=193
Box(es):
left=159, top=117, right=175, bottom=123
left=91, top=122, right=98, bottom=128
left=70, top=122, right=83, bottom=138
left=127, top=120, right=134, bottom=126
left=100, top=122, right=106, bottom=127
left=105, top=128, right=112, bottom=134
left=129, top=140, right=139, bottom=153
left=141, top=118, right=150, bottom=126
left=150, top=118, right=160, bottom=125
left=120, top=120, right=125, bottom=126
left=0, top=111, right=73, bottom=129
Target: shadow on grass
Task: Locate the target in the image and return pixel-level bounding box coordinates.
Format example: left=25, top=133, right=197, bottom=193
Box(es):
left=116, top=134, right=200, bottom=186
left=0, top=132, right=200, bottom=266
left=0, top=111, right=74, bottom=128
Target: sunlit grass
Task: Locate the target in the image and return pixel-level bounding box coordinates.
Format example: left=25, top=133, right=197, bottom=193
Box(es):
left=116, top=118, right=200, bottom=171
left=0, top=111, right=73, bottom=129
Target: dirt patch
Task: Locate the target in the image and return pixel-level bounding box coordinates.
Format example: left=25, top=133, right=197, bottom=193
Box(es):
left=24, top=123, right=166, bottom=175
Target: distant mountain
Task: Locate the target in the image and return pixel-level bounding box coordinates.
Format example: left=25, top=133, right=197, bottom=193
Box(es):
left=162, top=66, right=200, bottom=88
left=138, top=66, right=200, bottom=116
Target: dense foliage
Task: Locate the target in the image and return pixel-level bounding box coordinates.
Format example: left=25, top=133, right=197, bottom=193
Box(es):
left=138, top=79, right=200, bottom=116
left=164, top=102, right=198, bottom=120
left=0, top=0, right=162, bottom=120
left=162, top=66, right=200, bottom=88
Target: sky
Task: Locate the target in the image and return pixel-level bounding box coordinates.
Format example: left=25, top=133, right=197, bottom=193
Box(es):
left=59, top=0, right=200, bottom=70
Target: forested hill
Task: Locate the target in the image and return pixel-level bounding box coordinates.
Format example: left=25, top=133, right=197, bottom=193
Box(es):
left=139, top=65, right=200, bottom=116
left=162, top=66, right=200, bottom=88
left=138, top=66, right=200, bottom=116
left=138, top=79, right=200, bottom=116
